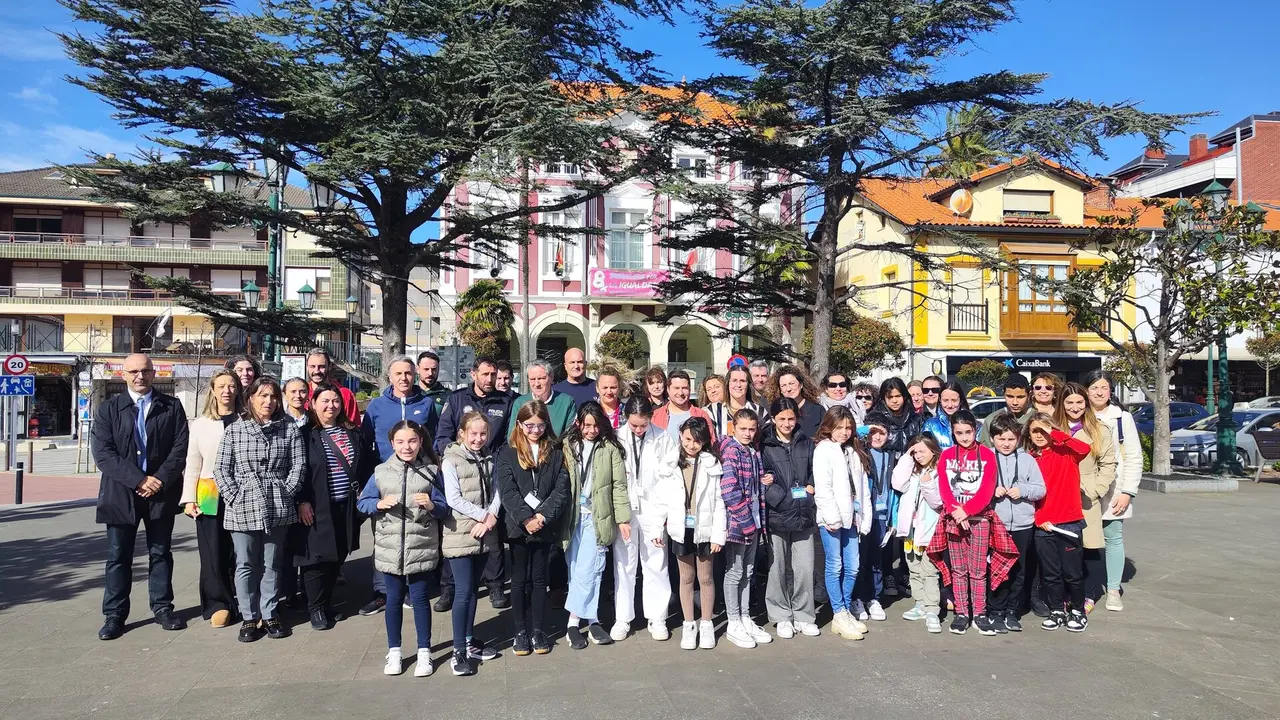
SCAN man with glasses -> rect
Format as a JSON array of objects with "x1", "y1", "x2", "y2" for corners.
[
  {"x1": 979, "y1": 374, "x2": 1033, "y2": 444},
  {"x1": 92, "y1": 354, "x2": 190, "y2": 640},
  {"x1": 920, "y1": 375, "x2": 944, "y2": 418}
]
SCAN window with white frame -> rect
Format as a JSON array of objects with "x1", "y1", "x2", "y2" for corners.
[
  {"x1": 211, "y1": 268, "x2": 257, "y2": 294},
  {"x1": 545, "y1": 161, "x2": 580, "y2": 176},
  {"x1": 739, "y1": 163, "x2": 771, "y2": 182},
  {"x1": 608, "y1": 211, "x2": 647, "y2": 269},
  {"x1": 676, "y1": 155, "x2": 709, "y2": 179},
  {"x1": 540, "y1": 210, "x2": 580, "y2": 277},
  {"x1": 1003, "y1": 189, "x2": 1054, "y2": 217},
  {"x1": 949, "y1": 266, "x2": 984, "y2": 306},
  {"x1": 666, "y1": 213, "x2": 714, "y2": 273}
]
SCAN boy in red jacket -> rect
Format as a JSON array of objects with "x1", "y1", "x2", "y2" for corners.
[{"x1": 1024, "y1": 413, "x2": 1092, "y2": 633}]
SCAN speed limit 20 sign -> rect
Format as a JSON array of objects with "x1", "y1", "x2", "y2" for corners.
[{"x1": 4, "y1": 354, "x2": 29, "y2": 375}]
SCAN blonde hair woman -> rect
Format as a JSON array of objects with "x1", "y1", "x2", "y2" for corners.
[
  {"x1": 180, "y1": 369, "x2": 241, "y2": 628},
  {"x1": 1054, "y1": 382, "x2": 1117, "y2": 616}
]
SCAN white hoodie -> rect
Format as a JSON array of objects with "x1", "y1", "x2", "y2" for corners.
[
  {"x1": 655, "y1": 451, "x2": 727, "y2": 545},
  {"x1": 621, "y1": 426, "x2": 682, "y2": 534},
  {"x1": 1096, "y1": 404, "x2": 1141, "y2": 520}
]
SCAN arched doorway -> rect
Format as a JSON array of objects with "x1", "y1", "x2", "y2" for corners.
[
  {"x1": 667, "y1": 323, "x2": 715, "y2": 384},
  {"x1": 596, "y1": 323, "x2": 651, "y2": 370},
  {"x1": 535, "y1": 322, "x2": 587, "y2": 381}
]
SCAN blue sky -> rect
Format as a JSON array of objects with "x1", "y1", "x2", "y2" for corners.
[{"x1": 1, "y1": 0, "x2": 1277, "y2": 177}]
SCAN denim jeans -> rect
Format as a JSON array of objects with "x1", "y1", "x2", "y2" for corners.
[
  {"x1": 102, "y1": 513, "x2": 176, "y2": 620},
  {"x1": 565, "y1": 517, "x2": 607, "y2": 623},
  {"x1": 854, "y1": 515, "x2": 886, "y2": 603},
  {"x1": 384, "y1": 572, "x2": 432, "y2": 649},
  {"x1": 819, "y1": 526, "x2": 860, "y2": 614},
  {"x1": 448, "y1": 554, "x2": 488, "y2": 652},
  {"x1": 230, "y1": 526, "x2": 287, "y2": 622},
  {"x1": 1103, "y1": 519, "x2": 1124, "y2": 591}
]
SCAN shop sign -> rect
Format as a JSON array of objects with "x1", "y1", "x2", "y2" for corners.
[
  {"x1": 28, "y1": 362, "x2": 73, "y2": 376},
  {"x1": 100, "y1": 362, "x2": 176, "y2": 378}
]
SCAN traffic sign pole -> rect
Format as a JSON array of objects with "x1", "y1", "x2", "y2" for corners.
[{"x1": 2, "y1": 354, "x2": 27, "y2": 474}]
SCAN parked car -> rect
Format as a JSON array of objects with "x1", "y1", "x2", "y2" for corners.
[
  {"x1": 1131, "y1": 402, "x2": 1210, "y2": 437},
  {"x1": 1168, "y1": 410, "x2": 1280, "y2": 469},
  {"x1": 1246, "y1": 396, "x2": 1280, "y2": 409},
  {"x1": 969, "y1": 397, "x2": 1006, "y2": 419}
]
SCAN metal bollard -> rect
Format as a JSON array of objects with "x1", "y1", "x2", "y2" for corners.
[{"x1": 14, "y1": 460, "x2": 23, "y2": 505}]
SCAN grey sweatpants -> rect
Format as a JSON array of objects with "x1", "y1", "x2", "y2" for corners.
[
  {"x1": 723, "y1": 534, "x2": 759, "y2": 618},
  {"x1": 765, "y1": 529, "x2": 816, "y2": 624}
]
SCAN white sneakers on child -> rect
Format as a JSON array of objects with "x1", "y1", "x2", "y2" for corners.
[
  {"x1": 649, "y1": 620, "x2": 670, "y2": 641},
  {"x1": 698, "y1": 620, "x2": 716, "y2": 649},
  {"x1": 742, "y1": 616, "x2": 772, "y2": 644},
  {"x1": 776, "y1": 620, "x2": 795, "y2": 639},
  {"x1": 414, "y1": 649, "x2": 433, "y2": 677},
  {"x1": 794, "y1": 621, "x2": 821, "y2": 637},
  {"x1": 833, "y1": 611, "x2": 864, "y2": 640},
  {"x1": 868, "y1": 600, "x2": 887, "y2": 621},
  {"x1": 726, "y1": 619, "x2": 756, "y2": 649},
  {"x1": 680, "y1": 621, "x2": 698, "y2": 650},
  {"x1": 1105, "y1": 589, "x2": 1124, "y2": 612},
  {"x1": 384, "y1": 648, "x2": 403, "y2": 676},
  {"x1": 902, "y1": 603, "x2": 927, "y2": 621},
  {"x1": 610, "y1": 621, "x2": 631, "y2": 641},
  {"x1": 925, "y1": 615, "x2": 943, "y2": 634}
]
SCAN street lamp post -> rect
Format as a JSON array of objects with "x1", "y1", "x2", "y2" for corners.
[
  {"x1": 414, "y1": 317, "x2": 423, "y2": 351},
  {"x1": 261, "y1": 158, "x2": 289, "y2": 362},
  {"x1": 345, "y1": 295, "x2": 359, "y2": 367},
  {"x1": 1202, "y1": 180, "x2": 1242, "y2": 475},
  {"x1": 297, "y1": 283, "x2": 316, "y2": 312}
]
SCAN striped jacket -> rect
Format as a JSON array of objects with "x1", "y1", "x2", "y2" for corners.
[
  {"x1": 214, "y1": 416, "x2": 306, "y2": 532},
  {"x1": 717, "y1": 436, "x2": 763, "y2": 544}
]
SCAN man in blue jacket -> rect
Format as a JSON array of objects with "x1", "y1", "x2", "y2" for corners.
[
  {"x1": 355, "y1": 355, "x2": 438, "y2": 617},
  {"x1": 433, "y1": 356, "x2": 513, "y2": 456},
  {"x1": 431, "y1": 355, "x2": 513, "y2": 611}
]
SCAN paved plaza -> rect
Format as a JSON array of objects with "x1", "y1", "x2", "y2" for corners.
[{"x1": 2, "y1": 484, "x2": 1279, "y2": 720}]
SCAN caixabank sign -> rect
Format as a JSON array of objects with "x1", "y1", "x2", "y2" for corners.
[{"x1": 946, "y1": 354, "x2": 1102, "y2": 382}]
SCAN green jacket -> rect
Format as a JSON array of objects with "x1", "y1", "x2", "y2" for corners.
[
  {"x1": 508, "y1": 391, "x2": 576, "y2": 440},
  {"x1": 560, "y1": 439, "x2": 630, "y2": 549}
]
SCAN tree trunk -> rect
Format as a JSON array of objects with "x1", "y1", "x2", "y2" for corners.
[
  {"x1": 809, "y1": 190, "x2": 842, "y2": 379},
  {"x1": 380, "y1": 270, "x2": 407, "y2": 371},
  {"x1": 1151, "y1": 338, "x2": 1172, "y2": 476}
]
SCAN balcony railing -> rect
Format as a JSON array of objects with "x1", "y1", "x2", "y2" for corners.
[
  {"x1": 0, "y1": 231, "x2": 266, "y2": 251},
  {"x1": 0, "y1": 286, "x2": 269, "y2": 303},
  {"x1": 948, "y1": 302, "x2": 989, "y2": 333}
]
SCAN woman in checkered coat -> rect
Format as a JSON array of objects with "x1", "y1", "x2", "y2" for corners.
[{"x1": 214, "y1": 377, "x2": 306, "y2": 643}]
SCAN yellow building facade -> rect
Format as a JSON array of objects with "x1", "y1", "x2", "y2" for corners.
[{"x1": 838, "y1": 158, "x2": 1144, "y2": 385}]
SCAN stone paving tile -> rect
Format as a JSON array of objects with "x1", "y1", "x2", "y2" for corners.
[{"x1": 4, "y1": 485, "x2": 1280, "y2": 719}]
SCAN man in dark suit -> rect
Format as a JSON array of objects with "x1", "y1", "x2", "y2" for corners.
[{"x1": 91, "y1": 353, "x2": 190, "y2": 640}]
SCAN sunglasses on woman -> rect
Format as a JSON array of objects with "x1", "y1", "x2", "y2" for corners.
[
  {"x1": 922, "y1": 387, "x2": 941, "y2": 395},
  {"x1": 855, "y1": 394, "x2": 873, "y2": 401},
  {"x1": 827, "y1": 381, "x2": 849, "y2": 389},
  {"x1": 1033, "y1": 384, "x2": 1055, "y2": 391}
]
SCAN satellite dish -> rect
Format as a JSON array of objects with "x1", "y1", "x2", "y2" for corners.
[{"x1": 948, "y1": 188, "x2": 974, "y2": 216}]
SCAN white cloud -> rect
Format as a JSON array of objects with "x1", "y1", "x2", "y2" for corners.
[
  {"x1": 10, "y1": 86, "x2": 58, "y2": 111},
  {"x1": 0, "y1": 122, "x2": 131, "y2": 171},
  {"x1": 0, "y1": 25, "x2": 68, "y2": 62}
]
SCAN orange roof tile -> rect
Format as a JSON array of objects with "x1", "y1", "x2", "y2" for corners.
[{"x1": 925, "y1": 157, "x2": 1095, "y2": 201}]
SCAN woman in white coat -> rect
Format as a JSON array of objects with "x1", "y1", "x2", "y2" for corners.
[
  {"x1": 611, "y1": 396, "x2": 682, "y2": 642},
  {"x1": 657, "y1": 415, "x2": 725, "y2": 650},
  {"x1": 1084, "y1": 370, "x2": 1141, "y2": 612},
  {"x1": 812, "y1": 405, "x2": 872, "y2": 641}
]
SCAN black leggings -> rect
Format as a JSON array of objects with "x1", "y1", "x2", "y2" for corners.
[{"x1": 509, "y1": 541, "x2": 551, "y2": 633}]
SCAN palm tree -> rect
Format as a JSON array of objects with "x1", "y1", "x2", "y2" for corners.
[
  {"x1": 455, "y1": 279, "x2": 514, "y2": 359},
  {"x1": 927, "y1": 105, "x2": 1003, "y2": 179}
]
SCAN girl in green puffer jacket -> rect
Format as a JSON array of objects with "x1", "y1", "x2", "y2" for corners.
[{"x1": 561, "y1": 401, "x2": 631, "y2": 649}]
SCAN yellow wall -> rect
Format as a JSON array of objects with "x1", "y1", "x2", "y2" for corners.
[
  {"x1": 968, "y1": 172, "x2": 1085, "y2": 225},
  {"x1": 837, "y1": 170, "x2": 1128, "y2": 356},
  {"x1": 63, "y1": 314, "x2": 112, "y2": 353}
]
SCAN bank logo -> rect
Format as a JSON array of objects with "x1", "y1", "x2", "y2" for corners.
[{"x1": 1003, "y1": 359, "x2": 1015, "y2": 369}]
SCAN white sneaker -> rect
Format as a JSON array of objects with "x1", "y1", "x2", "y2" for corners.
[
  {"x1": 1105, "y1": 590, "x2": 1124, "y2": 612},
  {"x1": 383, "y1": 648, "x2": 403, "y2": 676},
  {"x1": 852, "y1": 600, "x2": 869, "y2": 622},
  {"x1": 698, "y1": 620, "x2": 716, "y2": 649},
  {"x1": 925, "y1": 615, "x2": 943, "y2": 634},
  {"x1": 843, "y1": 610, "x2": 869, "y2": 634},
  {"x1": 725, "y1": 620, "x2": 756, "y2": 649},
  {"x1": 868, "y1": 600, "x2": 887, "y2": 621},
  {"x1": 833, "y1": 611, "x2": 863, "y2": 640},
  {"x1": 776, "y1": 620, "x2": 795, "y2": 639},
  {"x1": 649, "y1": 620, "x2": 670, "y2": 641},
  {"x1": 742, "y1": 616, "x2": 772, "y2": 644},
  {"x1": 680, "y1": 621, "x2": 697, "y2": 650},
  {"x1": 413, "y1": 649, "x2": 433, "y2": 677},
  {"x1": 403, "y1": 599, "x2": 413, "y2": 609},
  {"x1": 795, "y1": 621, "x2": 821, "y2": 637},
  {"x1": 610, "y1": 621, "x2": 631, "y2": 641}
]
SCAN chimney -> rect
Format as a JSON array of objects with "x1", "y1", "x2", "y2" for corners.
[
  {"x1": 1143, "y1": 146, "x2": 1165, "y2": 160},
  {"x1": 1189, "y1": 134, "x2": 1209, "y2": 161}
]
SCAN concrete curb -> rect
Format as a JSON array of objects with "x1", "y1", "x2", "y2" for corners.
[{"x1": 1140, "y1": 473, "x2": 1240, "y2": 493}]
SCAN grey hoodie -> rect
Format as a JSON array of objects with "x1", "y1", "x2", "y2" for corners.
[{"x1": 992, "y1": 449, "x2": 1046, "y2": 531}]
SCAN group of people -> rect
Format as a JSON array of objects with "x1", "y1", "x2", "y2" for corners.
[{"x1": 90, "y1": 347, "x2": 1141, "y2": 681}]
